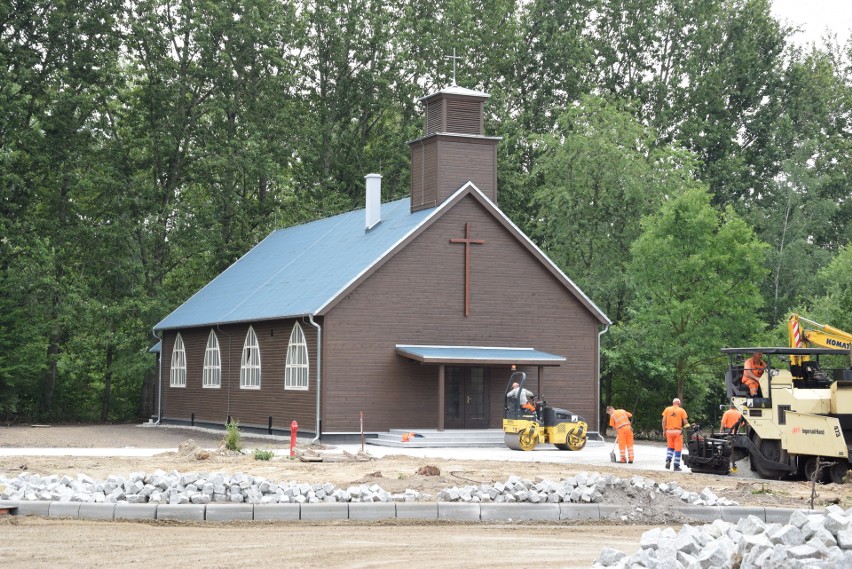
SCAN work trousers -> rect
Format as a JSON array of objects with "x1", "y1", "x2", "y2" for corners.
[{"x1": 616, "y1": 427, "x2": 634, "y2": 462}]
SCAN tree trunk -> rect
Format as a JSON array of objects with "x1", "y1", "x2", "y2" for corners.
[{"x1": 101, "y1": 344, "x2": 113, "y2": 421}]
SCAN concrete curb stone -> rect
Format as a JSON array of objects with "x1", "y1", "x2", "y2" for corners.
[
  {"x1": 114, "y1": 503, "x2": 157, "y2": 520},
  {"x1": 721, "y1": 506, "x2": 764, "y2": 522},
  {"x1": 78, "y1": 503, "x2": 116, "y2": 520},
  {"x1": 206, "y1": 503, "x2": 253, "y2": 522},
  {"x1": 16, "y1": 501, "x2": 50, "y2": 517},
  {"x1": 765, "y1": 508, "x2": 809, "y2": 523},
  {"x1": 560, "y1": 503, "x2": 600, "y2": 520},
  {"x1": 2, "y1": 500, "x2": 827, "y2": 526},
  {"x1": 48, "y1": 502, "x2": 81, "y2": 518},
  {"x1": 253, "y1": 503, "x2": 300, "y2": 521},
  {"x1": 349, "y1": 502, "x2": 396, "y2": 520},
  {"x1": 157, "y1": 504, "x2": 205, "y2": 521},
  {"x1": 677, "y1": 506, "x2": 722, "y2": 522},
  {"x1": 300, "y1": 502, "x2": 349, "y2": 521},
  {"x1": 438, "y1": 502, "x2": 480, "y2": 521},
  {"x1": 480, "y1": 503, "x2": 560, "y2": 521},
  {"x1": 395, "y1": 502, "x2": 438, "y2": 520}
]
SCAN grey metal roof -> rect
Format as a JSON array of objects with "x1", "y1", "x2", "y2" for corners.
[
  {"x1": 419, "y1": 85, "x2": 491, "y2": 101},
  {"x1": 154, "y1": 183, "x2": 610, "y2": 331},
  {"x1": 395, "y1": 345, "x2": 567, "y2": 366},
  {"x1": 154, "y1": 197, "x2": 433, "y2": 330}
]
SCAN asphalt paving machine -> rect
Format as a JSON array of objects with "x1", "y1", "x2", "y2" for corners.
[
  {"x1": 502, "y1": 369, "x2": 588, "y2": 451},
  {"x1": 722, "y1": 346, "x2": 852, "y2": 483}
]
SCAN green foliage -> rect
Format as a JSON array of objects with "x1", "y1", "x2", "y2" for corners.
[
  {"x1": 254, "y1": 449, "x2": 275, "y2": 461},
  {"x1": 0, "y1": 0, "x2": 850, "y2": 425},
  {"x1": 533, "y1": 95, "x2": 701, "y2": 323},
  {"x1": 224, "y1": 419, "x2": 242, "y2": 452},
  {"x1": 618, "y1": 188, "x2": 768, "y2": 429}
]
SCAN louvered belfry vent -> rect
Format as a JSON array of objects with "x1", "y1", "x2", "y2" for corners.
[
  {"x1": 409, "y1": 86, "x2": 501, "y2": 212},
  {"x1": 425, "y1": 100, "x2": 442, "y2": 135},
  {"x1": 446, "y1": 99, "x2": 482, "y2": 134}
]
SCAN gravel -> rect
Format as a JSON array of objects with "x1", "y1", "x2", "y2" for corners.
[
  {"x1": 0, "y1": 469, "x2": 737, "y2": 508},
  {"x1": 594, "y1": 505, "x2": 852, "y2": 568}
]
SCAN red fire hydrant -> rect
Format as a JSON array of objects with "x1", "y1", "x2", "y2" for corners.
[{"x1": 290, "y1": 420, "x2": 298, "y2": 457}]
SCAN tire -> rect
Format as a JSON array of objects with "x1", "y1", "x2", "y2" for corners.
[
  {"x1": 504, "y1": 428, "x2": 538, "y2": 451},
  {"x1": 750, "y1": 433, "x2": 788, "y2": 480},
  {"x1": 518, "y1": 428, "x2": 538, "y2": 451},
  {"x1": 828, "y1": 462, "x2": 850, "y2": 484},
  {"x1": 802, "y1": 456, "x2": 828, "y2": 483}
]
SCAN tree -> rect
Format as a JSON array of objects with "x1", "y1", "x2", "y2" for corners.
[
  {"x1": 807, "y1": 245, "x2": 852, "y2": 332},
  {"x1": 533, "y1": 95, "x2": 700, "y2": 324},
  {"x1": 623, "y1": 187, "x2": 767, "y2": 416}
]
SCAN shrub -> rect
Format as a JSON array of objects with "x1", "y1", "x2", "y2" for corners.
[
  {"x1": 254, "y1": 449, "x2": 274, "y2": 461},
  {"x1": 224, "y1": 419, "x2": 242, "y2": 451}
]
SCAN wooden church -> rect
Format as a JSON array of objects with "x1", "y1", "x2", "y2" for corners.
[{"x1": 153, "y1": 85, "x2": 611, "y2": 440}]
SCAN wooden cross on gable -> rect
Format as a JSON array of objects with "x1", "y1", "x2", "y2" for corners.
[{"x1": 450, "y1": 222, "x2": 485, "y2": 317}]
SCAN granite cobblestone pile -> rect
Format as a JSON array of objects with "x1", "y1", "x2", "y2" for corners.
[
  {"x1": 595, "y1": 505, "x2": 852, "y2": 568},
  {"x1": 0, "y1": 470, "x2": 737, "y2": 508}
]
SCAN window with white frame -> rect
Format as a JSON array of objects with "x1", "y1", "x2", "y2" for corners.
[
  {"x1": 240, "y1": 326, "x2": 261, "y2": 388},
  {"x1": 170, "y1": 333, "x2": 187, "y2": 387},
  {"x1": 202, "y1": 330, "x2": 221, "y2": 388},
  {"x1": 284, "y1": 323, "x2": 309, "y2": 390}
]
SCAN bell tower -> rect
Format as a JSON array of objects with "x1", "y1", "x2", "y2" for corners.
[{"x1": 408, "y1": 86, "x2": 501, "y2": 212}]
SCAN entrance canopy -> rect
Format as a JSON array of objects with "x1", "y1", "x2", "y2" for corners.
[{"x1": 395, "y1": 345, "x2": 566, "y2": 366}]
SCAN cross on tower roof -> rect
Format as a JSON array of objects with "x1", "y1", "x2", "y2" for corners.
[{"x1": 444, "y1": 48, "x2": 463, "y2": 87}]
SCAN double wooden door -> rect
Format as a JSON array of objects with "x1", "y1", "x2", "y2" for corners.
[{"x1": 444, "y1": 366, "x2": 490, "y2": 428}]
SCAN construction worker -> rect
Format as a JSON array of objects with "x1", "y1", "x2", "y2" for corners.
[
  {"x1": 741, "y1": 351, "x2": 766, "y2": 397},
  {"x1": 720, "y1": 404, "x2": 742, "y2": 434},
  {"x1": 661, "y1": 398, "x2": 689, "y2": 471},
  {"x1": 507, "y1": 382, "x2": 534, "y2": 410},
  {"x1": 606, "y1": 405, "x2": 634, "y2": 463}
]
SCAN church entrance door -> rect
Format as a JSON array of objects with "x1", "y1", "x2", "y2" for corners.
[{"x1": 444, "y1": 366, "x2": 490, "y2": 429}]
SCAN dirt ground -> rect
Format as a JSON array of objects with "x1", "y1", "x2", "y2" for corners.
[{"x1": 0, "y1": 423, "x2": 849, "y2": 569}]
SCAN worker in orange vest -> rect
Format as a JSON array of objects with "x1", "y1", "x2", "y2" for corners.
[
  {"x1": 741, "y1": 351, "x2": 766, "y2": 397},
  {"x1": 720, "y1": 404, "x2": 742, "y2": 433},
  {"x1": 606, "y1": 405, "x2": 634, "y2": 463},
  {"x1": 661, "y1": 398, "x2": 690, "y2": 471}
]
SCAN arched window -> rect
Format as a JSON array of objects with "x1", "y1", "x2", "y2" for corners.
[
  {"x1": 240, "y1": 326, "x2": 261, "y2": 388},
  {"x1": 202, "y1": 330, "x2": 221, "y2": 388},
  {"x1": 284, "y1": 323, "x2": 309, "y2": 390},
  {"x1": 170, "y1": 333, "x2": 187, "y2": 387}
]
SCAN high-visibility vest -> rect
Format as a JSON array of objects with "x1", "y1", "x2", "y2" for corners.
[
  {"x1": 662, "y1": 406, "x2": 688, "y2": 431},
  {"x1": 610, "y1": 409, "x2": 632, "y2": 430}
]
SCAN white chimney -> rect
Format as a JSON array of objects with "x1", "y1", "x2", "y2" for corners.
[{"x1": 365, "y1": 173, "x2": 382, "y2": 230}]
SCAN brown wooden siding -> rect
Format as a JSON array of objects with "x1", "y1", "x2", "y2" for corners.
[
  {"x1": 437, "y1": 137, "x2": 497, "y2": 204},
  {"x1": 322, "y1": 195, "x2": 599, "y2": 432},
  {"x1": 411, "y1": 135, "x2": 498, "y2": 213},
  {"x1": 409, "y1": 138, "x2": 439, "y2": 212},
  {"x1": 158, "y1": 319, "x2": 319, "y2": 434}
]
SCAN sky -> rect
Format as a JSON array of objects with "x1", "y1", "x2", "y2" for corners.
[{"x1": 771, "y1": 0, "x2": 852, "y2": 47}]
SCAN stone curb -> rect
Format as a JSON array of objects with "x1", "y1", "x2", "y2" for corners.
[{"x1": 0, "y1": 501, "x2": 825, "y2": 523}]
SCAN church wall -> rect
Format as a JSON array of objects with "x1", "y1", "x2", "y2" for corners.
[
  {"x1": 158, "y1": 319, "x2": 318, "y2": 434},
  {"x1": 321, "y1": 195, "x2": 600, "y2": 433}
]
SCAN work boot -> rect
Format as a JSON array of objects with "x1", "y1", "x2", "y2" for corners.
[
  {"x1": 665, "y1": 461, "x2": 671, "y2": 470},
  {"x1": 673, "y1": 465, "x2": 682, "y2": 472}
]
